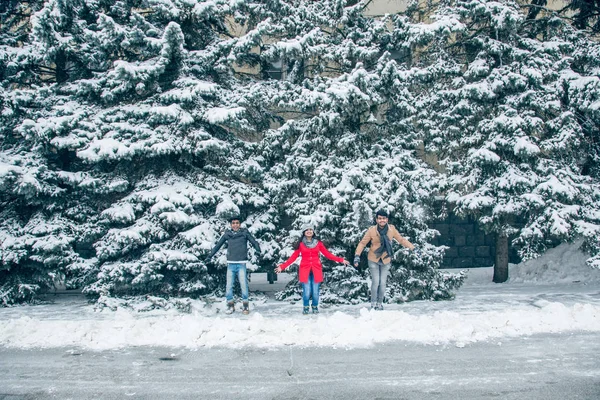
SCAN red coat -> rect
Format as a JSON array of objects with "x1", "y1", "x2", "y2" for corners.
[{"x1": 279, "y1": 241, "x2": 344, "y2": 283}]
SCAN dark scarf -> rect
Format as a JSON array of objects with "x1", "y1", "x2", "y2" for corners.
[
  {"x1": 374, "y1": 224, "x2": 394, "y2": 260},
  {"x1": 302, "y1": 237, "x2": 318, "y2": 249}
]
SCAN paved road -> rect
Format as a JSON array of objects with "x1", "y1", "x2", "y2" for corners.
[{"x1": 1, "y1": 333, "x2": 599, "y2": 399}]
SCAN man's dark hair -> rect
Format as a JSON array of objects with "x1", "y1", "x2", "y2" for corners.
[
  {"x1": 375, "y1": 209, "x2": 389, "y2": 218},
  {"x1": 229, "y1": 216, "x2": 242, "y2": 222}
]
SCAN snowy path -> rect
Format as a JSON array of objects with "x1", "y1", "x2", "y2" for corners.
[{"x1": 0, "y1": 333, "x2": 598, "y2": 399}]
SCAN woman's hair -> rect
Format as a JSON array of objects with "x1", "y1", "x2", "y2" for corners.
[{"x1": 294, "y1": 230, "x2": 320, "y2": 249}]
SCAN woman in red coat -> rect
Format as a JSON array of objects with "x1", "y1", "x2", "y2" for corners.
[{"x1": 275, "y1": 224, "x2": 349, "y2": 314}]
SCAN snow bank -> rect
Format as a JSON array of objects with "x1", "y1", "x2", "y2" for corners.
[
  {"x1": 2, "y1": 241, "x2": 599, "y2": 351},
  {"x1": 510, "y1": 240, "x2": 600, "y2": 284},
  {"x1": 459, "y1": 240, "x2": 600, "y2": 286},
  {"x1": 1, "y1": 300, "x2": 599, "y2": 350}
]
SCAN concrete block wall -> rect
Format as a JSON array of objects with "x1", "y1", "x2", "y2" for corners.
[
  {"x1": 429, "y1": 213, "x2": 497, "y2": 268},
  {"x1": 428, "y1": 210, "x2": 523, "y2": 268}
]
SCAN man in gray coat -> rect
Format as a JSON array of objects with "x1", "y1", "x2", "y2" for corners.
[{"x1": 206, "y1": 216, "x2": 261, "y2": 314}]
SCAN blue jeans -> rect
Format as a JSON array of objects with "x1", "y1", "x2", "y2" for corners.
[
  {"x1": 225, "y1": 263, "x2": 249, "y2": 301},
  {"x1": 368, "y1": 260, "x2": 390, "y2": 304},
  {"x1": 301, "y1": 272, "x2": 320, "y2": 307}
]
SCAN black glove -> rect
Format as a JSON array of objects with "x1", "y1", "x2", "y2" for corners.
[{"x1": 353, "y1": 255, "x2": 361, "y2": 266}]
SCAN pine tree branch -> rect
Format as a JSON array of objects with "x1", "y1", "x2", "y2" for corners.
[
  {"x1": 0, "y1": 12, "x2": 31, "y2": 18},
  {"x1": 34, "y1": 64, "x2": 57, "y2": 73},
  {"x1": 271, "y1": 109, "x2": 319, "y2": 117},
  {"x1": 233, "y1": 70, "x2": 260, "y2": 78},
  {"x1": 519, "y1": 3, "x2": 564, "y2": 15},
  {"x1": 134, "y1": 9, "x2": 154, "y2": 16}
]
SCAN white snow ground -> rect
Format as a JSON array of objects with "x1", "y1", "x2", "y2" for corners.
[{"x1": 1, "y1": 241, "x2": 599, "y2": 350}]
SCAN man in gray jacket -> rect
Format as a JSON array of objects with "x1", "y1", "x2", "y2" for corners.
[{"x1": 206, "y1": 216, "x2": 261, "y2": 314}]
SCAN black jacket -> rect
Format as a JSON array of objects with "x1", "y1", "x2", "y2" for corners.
[{"x1": 208, "y1": 228, "x2": 261, "y2": 262}]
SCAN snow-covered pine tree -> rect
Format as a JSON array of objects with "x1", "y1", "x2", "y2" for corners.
[
  {"x1": 2, "y1": 0, "x2": 463, "y2": 305},
  {"x1": 0, "y1": 0, "x2": 277, "y2": 304},
  {"x1": 408, "y1": 0, "x2": 600, "y2": 279},
  {"x1": 240, "y1": 1, "x2": 464, "y2": 303},
  {"x1": 12, "y1": 0, "x2": 600, "y2": 303}
]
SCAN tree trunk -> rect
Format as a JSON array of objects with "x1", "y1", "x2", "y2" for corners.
[
  {"x1": 55, "y1": 50, "x2": 68, "y2": 84},
  {"x1": 493, "y1": 233, "x2": 509, "y2": 283}
]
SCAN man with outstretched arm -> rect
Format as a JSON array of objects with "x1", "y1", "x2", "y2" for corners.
[
  {"x1": 354, "y1": 209, "x2": 416, "y2": 310},
  {"x1": 206, "y1": 216, "x2": 261, "y2": 315}
]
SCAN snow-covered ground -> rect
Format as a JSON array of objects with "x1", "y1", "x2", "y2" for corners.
[{"x1": 1, "y1": 242, "x2": 599, "y2": 350}]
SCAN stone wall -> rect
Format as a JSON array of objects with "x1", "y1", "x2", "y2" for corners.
[
  {"x1": 428, "y1": 211, "x2": 523, "y2": 269},
  {"x1": 429, "y1": 213, "x2": 497, "y2": 268}
]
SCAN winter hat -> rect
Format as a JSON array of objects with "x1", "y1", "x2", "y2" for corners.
[
  {"x1": 301, "y1": 223, "x2": 316, "y2": 233},
  {"x1": 375, "y1": 209, "x2": 389, "y2": 218}
]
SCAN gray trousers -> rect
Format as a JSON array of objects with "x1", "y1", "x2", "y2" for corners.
[{"x1": 368, "y1": 260, "x2": 391, "y2": 304}]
